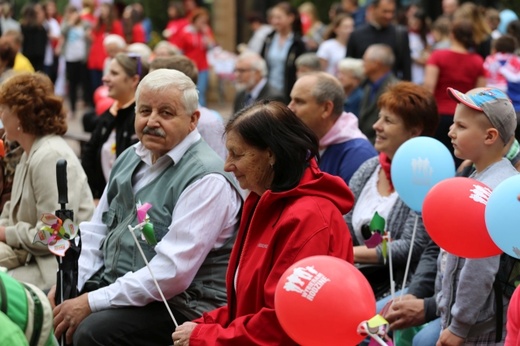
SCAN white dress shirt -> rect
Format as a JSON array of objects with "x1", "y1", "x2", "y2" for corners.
[{"x1": 78, "y1": 129, "x2": 242, "y2": 312}]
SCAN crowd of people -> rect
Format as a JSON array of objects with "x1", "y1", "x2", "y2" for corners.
[{"x1": 0, "y1": 0, "x2": 520, "y2": 345}]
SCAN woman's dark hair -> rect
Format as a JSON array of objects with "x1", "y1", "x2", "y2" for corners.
[
  {"x1": 324, "y1": 13, "x2": 352, "y2": 40},
  {"x1": 0, "y1": 72, "x2": 67, "y2": 136},
  {"x1": 0, "y1": 41, "x2": 16, "y2": 69},
  {"x1": 168, "y1": 1, "x2": 185, "y2": 19},
  {"x1": 225, "y1": 101, "x2": 319, "y2": 192},
  {"x1": 451, "y1": 19, "x2": 476, "y2": 50},
  {"x1": 377, "y1": 81, "x2": 439, "y2": 137},
  {"x1": 122, "y1": 5, "x2": 141, "y2": 44},
  {"x1": 273, "y1": 2, "x2": 303, "y2": 37},
  {"x1": 96, "y1": 3, "x2": 117, "y2": 33},
  {"x1": 507, "y1": 20, "x2": 520, "y2": 48},
  {"x1": 412, "y1": 9, "x2": 431, "y2": 49},
  {"x1": 493, "y1": 34, "x2": 518, "y2": 54},
  {"x1": 20, "y1": 3, "x2": 42, "y2": 27}
]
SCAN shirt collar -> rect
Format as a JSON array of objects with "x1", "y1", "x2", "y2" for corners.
[
  {"x1": 134, "y1": 128, "x2": 202, "y2": 166},
  {"x1": 370, "y1": 72, "x2": 391, "y2": 89},
  {"x1": 250, "y1": 78, "x2": 267, "y2": 99}
]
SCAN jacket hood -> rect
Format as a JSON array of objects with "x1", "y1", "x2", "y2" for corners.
[{"x1": 262, "y1": 159, "x2": 354, "y2": 215}]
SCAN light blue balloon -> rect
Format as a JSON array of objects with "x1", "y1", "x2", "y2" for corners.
[
  {"x1": 391, "y1": 137, "x2": 456, "y2": 212},
  {"x1": 485, "y1": 174, "x2": 520, "y2": 259}
]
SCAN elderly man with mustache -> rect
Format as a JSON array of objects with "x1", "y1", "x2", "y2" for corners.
[{"x1": 50, "y1": 69, "x2": 243, "y2": 346}]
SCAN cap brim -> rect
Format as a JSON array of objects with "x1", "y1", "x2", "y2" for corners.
[{"x1": 446, "y1": 87, "x2": 482, "y2": 111}]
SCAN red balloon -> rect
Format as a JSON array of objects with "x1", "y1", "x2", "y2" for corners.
[
  {"x1": 275, "y1": 256, "x2": 376, "y2": 346},
  {"x1": 422, "y1": 177, "x2": 501, "y2": 258},
  {"x1": 93, "y1": 85, "x2": 109, "y2": 104},
  {"x1": 95, "y1": 97, "x2": 113, "y2": 116}
]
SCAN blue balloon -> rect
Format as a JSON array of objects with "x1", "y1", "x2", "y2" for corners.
[
  {"x1": 391, "y1": 137, "x2": 456, "y2": 212},
  {"x1": 485, "y1": 174, "x2": 520, "y2": 259}
]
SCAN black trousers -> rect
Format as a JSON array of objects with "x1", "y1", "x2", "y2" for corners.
[{"x1": 73, "y1": 302, "x2": 190, "y2": 346}]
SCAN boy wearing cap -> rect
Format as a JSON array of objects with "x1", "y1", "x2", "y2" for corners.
[{"x1": 435, "y1": 87, "x2": 519, "y2": 345}]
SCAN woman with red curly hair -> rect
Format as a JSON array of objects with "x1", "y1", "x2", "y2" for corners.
[{"x1": 0, "y1": 72, "x2": 94, "y2": 290}]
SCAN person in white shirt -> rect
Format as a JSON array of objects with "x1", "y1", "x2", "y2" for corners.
[
  {"x1": 245, "y1": 12, "x2": 273, "y2": 55},
  {"x1": 317, "y1": 13, "x2": 355, "y2": 76},
  {"x1": 50, "y1": 69, "x2": 242, "y2": 346}
]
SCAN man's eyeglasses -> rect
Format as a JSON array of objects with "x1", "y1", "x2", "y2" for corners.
[
  {"x1": 127, "y1": 53, "x2": 142, "y2": 77},
  {"x1": 233, "y1": 68, "x2": 254, "y2": 74}
]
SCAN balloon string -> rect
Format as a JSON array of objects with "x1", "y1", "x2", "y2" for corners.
[
  {"x1": 127, "y1": 225, "x2": 179, "y2": 328},
  {"x1": 399, "y1": 214, "x2": 418, "y2": 301},
  {"x1": 388, "y1": 231, "x2": 395, "y2": 300}
]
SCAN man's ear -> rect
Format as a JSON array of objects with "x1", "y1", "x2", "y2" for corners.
[
  {"x1": 321, "y1": 100, "x2": 334, "y2": 119},
  {"x1": 189, "y1": 110, "x2": 200, "y2": 131},
  {"x1": 484, "y1": 127, "x2": 500, "y2": 145}
]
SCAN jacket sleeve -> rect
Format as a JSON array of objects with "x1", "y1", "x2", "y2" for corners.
[
  {"x1": 407, "y1": 239, "x2": 440, "y2": 299},
  {"x1": 189, "y1": 217, "x2": 352, "y2": 345},
  {"x1": 449, "y1": 256, "x2": 500, "y2": 338},
  {"x1": 424, "y1": 296, "x2": 438, "y2": 323},
  {"x1": 4, "y1": 145, "x2": 61, "y2": 254}
]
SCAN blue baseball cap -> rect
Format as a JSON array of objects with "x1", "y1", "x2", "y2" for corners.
[{"x1": 447, "y1": 87, "x2": 517, "y2": 144}]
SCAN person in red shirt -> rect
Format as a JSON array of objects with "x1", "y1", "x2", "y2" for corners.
[
  {"x1": 163, "y1": 1, "x2": 189, "y2": 49},
  {"x1": 172, "y1": 101, "x2": 355, "y2": 346},
  {"x1": 87, "y1": 3, "x2": 123, "y2": 103},
  {"x1": 424, "y1": 19, "x2": 486, "y2": 167},
  {"x1": 121, "y1": 4, "x2": 146, "y2": 44},
  {"x1": 176, "y1": 7, "x2": 215, "y2": 106}
]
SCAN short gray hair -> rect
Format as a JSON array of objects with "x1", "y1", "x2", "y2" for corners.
[
  {"x1": 103, "y1": 34, "x2": 127, "y2": 49},
  {"x1": 365, "y1": 44, "x2": 395, "y2": 67},
  {"x1": 308, "y1": 72, "x2": 345, "y2": 116},
  {"x1": 236, "y1": 51, "x2": 268, "y2": 77},
  {"x1": 337, "y1": 58, "x2": 365, "y2": 80},
  {"x1": 135, "y1": 69, "x2": 199, "y2": 115},
  {"x1": 295, "y1": 52, "x2": 322, "y2": 71}
]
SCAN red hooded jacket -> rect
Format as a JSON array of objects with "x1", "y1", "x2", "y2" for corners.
[{"x1": 189, "y1": 160, "x2": 355, "y2": 345}]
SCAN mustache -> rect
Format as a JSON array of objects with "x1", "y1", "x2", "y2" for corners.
[{"x1": 142, "y1": 126, "x2": 166, "y2": 137}]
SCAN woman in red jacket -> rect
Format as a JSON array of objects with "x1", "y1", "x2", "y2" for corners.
[{"x1": 172, "y1": 101, "x2": 355, "y2": 346}]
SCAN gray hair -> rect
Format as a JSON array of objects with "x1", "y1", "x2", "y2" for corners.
[
  {"x1": 337, "y1": 58, "x2": 365, "y2": 80},
  {"x1": 365, "y1": 44, "x2": 395, "y2": 67},
  {"x1": 135, "y1": 69, "x2": 199, "y2": 115},
  {"x1": 236, "y1": 51, "x2": 268, "y2": 77},
  {"x1": 308, "y1": 72, "x2": 345, "y2": 116},
  {"x1": 103, "y1": 34, "x2": 127, "y2": 49},
  {"x1": 153, "y1": 40, "x2": 181, "y2": 56},
  {"x1": 295, "y1": 52, "x2": 322, "y2": 71},
  {"x1": 127, "y1": 42, "x2": 152, "y2": 63}
]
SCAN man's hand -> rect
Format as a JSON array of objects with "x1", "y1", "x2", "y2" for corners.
[
  {"x1": 172, "y1": 321, "x2": 197, "y2": 346},
  {"x1": 383, "y1": 295, "x2": 425, "y2": 330},
  {"x1": 436, "y1": 328, "x2": 464, "y2": 346},
  {"x1": 53, "y1": 293, "x2": 91, "y2": 345}
]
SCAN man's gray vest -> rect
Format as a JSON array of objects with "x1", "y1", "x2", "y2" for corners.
[{"x1": 89, "y1": 139, "x2": 240, "y2": 319}]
